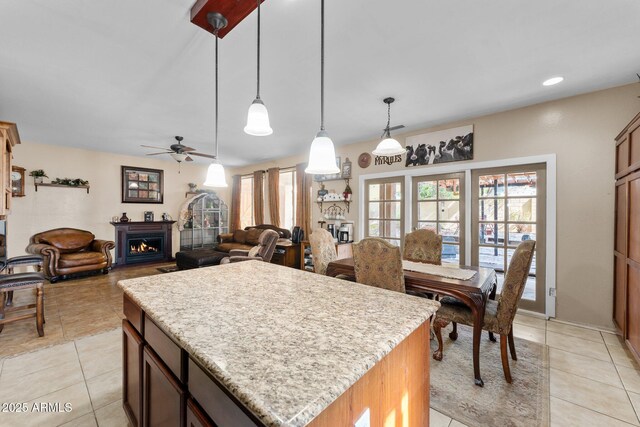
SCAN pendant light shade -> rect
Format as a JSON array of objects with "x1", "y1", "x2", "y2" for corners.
[
  {"x1": 305, "y1": 0, "x2": 338, "y2": 175},
  {"x1": 203, "y1": 12, "x2": 228, "y2": 188},
  {"x1": 203, "y1": 161, "x2": 228, "y2": 187},
  {"x1": 244, "y1": 0, "x2": 272, "y2": 136},
  {"x1": 372, "y1": 97, "x2": 405, "y2": 157},
  {"x1": 244, "y1": 99, "x2": 273, "y2": 136},
  {"x1": 305, "y1": 130, "x2": 339, "y2": 174},
  {"x1": 372, "y1": 136, "x2": 404, "y2": 156}
]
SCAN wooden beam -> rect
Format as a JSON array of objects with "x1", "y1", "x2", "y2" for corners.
[{"x1": 190, "y1": 0, "x2": 265, "y2": 39}]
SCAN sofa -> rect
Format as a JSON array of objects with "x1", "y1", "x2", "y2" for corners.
[
  {"x1": 26, "y1": 228, "x2": 115, "y2": 282},
  {"x1": 216, "y1": 224, "x2": 291, "y2": 253}
]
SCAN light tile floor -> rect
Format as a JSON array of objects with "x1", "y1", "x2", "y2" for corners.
[{"x1": 1, "y1": 262, "x2": 639, "y2": 426}]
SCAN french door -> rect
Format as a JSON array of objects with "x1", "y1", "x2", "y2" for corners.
[
  {"x1": 412, "y1": 173, "x2": 466, "y2": 264},
  {"x1": 471, "y1": 164, "x2": 546, "y2": 313},
  {"x1": 365, "y1": 177, "x2": 404, "y2": 246}
]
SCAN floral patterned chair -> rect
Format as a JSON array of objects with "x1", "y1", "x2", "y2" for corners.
[
  {"x1": 403, "y1": 228, "x2": 442, "y2": 265},
  {"x1": 352, "y1": 238, "x2": 405, "y2": 293},
  {"x1": 309, "y1": 229, "x2": 336, "y2": 276},
  {"x1": 432, "y1": 240, "x2": 536, "y2": 383}
]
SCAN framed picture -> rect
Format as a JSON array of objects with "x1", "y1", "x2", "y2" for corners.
[
  {"x1": 341, "y1": 157, "x2": 352, "y2": 179},
  {"x1": 405, "y1": 125, "x2": 473, "y2": 168},
  {"x1": 313, "y1": 157, "x2": 341, "y2": 182},
  {"x1": 121, "y1": 166, "x2": 164, "y2": 203}
]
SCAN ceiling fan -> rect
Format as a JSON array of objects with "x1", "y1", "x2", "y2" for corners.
[{"x1": 141, "y1": 136, "x2": 217, "y2": 163}]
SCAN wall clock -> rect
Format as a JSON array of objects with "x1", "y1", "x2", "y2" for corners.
[
  {"x1": 358, "y1": 153, "x2": 371, "y2": 169},
  {"x1": 11, "y1": 166, "x2": 25, "y2": 197}
]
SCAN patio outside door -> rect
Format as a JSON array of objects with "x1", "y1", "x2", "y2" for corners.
[{"x1": 471, "y1": 164, "x2": 546, "y2": 313}]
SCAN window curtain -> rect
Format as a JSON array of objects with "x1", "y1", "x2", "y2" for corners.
[
  {"x1": 267, "y1": 167, "x2": 280, "y2": 227},
  {"x1": 295, "y1": 163, "x2": 312, "y2": 236},
  {"x1": 230, "y1": 174, "x2": 242, "y2": 231},
  {"x1": 253, "y1": 170, "x2": 264, "y2": 225}
]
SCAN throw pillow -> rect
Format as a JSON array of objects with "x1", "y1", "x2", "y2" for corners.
[
  {"x1": 246, "y1": 228, "x2": 263, "y2": 245},
  {"x1": 248, "y1": 245, "x2": 261, "y2": 258},
  {"x1": 233, "y1": 229, "x2": 247, "y2": 244}
]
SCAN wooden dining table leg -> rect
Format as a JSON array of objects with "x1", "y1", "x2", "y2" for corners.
[{"x1": 470, "y1": 294, "x2": 486, "y2": 387}]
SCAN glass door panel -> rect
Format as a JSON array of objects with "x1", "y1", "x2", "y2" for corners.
[
  {"x1": 472, "y1": 165, "x2": 546, "y2": 313},
  {"x1": 412, "y1": 173, "x2": 465, "y2": 264},
  {"x1": 365, "y1": 177, "x2": 404, "y2": 247}
]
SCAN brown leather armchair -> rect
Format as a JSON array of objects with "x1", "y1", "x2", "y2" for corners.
[{"x1": 26, "y1": 228, "x2": 115, "y2": 282}]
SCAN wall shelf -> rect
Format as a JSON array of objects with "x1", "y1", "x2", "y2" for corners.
[{"x1": 34, "y1": 183, "x2": 90, "y2": 193}]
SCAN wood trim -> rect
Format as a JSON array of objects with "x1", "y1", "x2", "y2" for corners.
[{"x1": 307, "y1": 321, "x2": 430, "y2": 427}]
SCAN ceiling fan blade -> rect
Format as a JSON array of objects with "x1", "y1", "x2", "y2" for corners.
[
  {"x1": 188, "y1": 152, "x2": 217, "y2": 159},
  {"x1": 185, "y1": 156, "x2": 194, "y2": 162},
  {"x1": 388, "y1": 125, "x2": 405, "y2": 132},
  {"x1": 180, "y1": 146, "x2": 197, "y2": 152},
  {"x1": 146, "y1": 152, "x2": 170, "y2": 156},
  {"x1": 141, "y1": 145, "x2": 171, "y2": 151}
]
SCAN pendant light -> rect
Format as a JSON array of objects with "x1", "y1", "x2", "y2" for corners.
[
  {"x1": 244, "y1": 0, "x2": 273, "y2": 136},
  {"x1": 305, "y1": 0, "x2": 339, "y2": 175},
  {"x1": 203, "y1": 13, "x2": 229, "y2": 188},
  {"x1": 372, "y1": 97, "x2": 405, "y2": 156}
]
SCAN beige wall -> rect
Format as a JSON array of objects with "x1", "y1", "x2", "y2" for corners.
[
  {"x1": 8, "y1": 143, "x2": 215, "y2": 260},
  {"x1": 227, "y1": 83, "x2": 640, "y2": 330}
]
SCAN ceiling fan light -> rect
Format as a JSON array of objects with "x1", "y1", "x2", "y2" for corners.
[
  {"x1": 305, "y1": 130, "x2": 340, "y2": 175},
  {"x1": 373, "y1": 137, "x2": 405, "y2": 156},
  {"x1": 170, "y1": 152, "x2": 188, "y2": 162},
  {"x1": 203, "y1": 161, "x2": 228, "y2": 187},
  {"x1": 244, "y1": 99, "x2": 273, "y2": 136}
]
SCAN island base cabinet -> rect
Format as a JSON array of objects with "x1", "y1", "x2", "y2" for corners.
[
  {"x1": 186, "y1": 398, "x2": 216, "y2": 427},
  {"x1": 123, "y1": 320, "x2": 143, "y2": 427},
  {"x1": 142, "y1": 346, "x2": 186, "y2": 427}
]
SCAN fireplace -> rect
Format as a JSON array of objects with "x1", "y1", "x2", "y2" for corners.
[
  {"x1": 126, "y1": 235, "x2": 164, "y2": 264},
  {"x1": 111, "y1": 221, "x2": 176, "y2": 265}
]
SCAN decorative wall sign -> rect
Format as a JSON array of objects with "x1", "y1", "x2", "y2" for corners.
[
  {"x1": 374, "y1": 154, "x2": 403, "y2": 166},
  {"x1": 341, "y1": 157, "x2": 352, "y2": 178},
  {"x1": 358, "y1": 153, "x2": 371, "y2": 168},
  {"x1": 121, "y1": 166, "x2": 164, "y2": 203},
  {"x1": 405, "y1": 125, "x2": 473, "y2": 167}
]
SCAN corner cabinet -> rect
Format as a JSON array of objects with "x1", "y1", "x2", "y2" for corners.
[
  {"x1": 0, "y1": 122, "x2": 21, "y2": 217},
  {"x1": 614, "y1": 111, "x2": 640, "y2": 363},
  {"x1": 180, "y1": 193, "x2": 228, "y2": 251}
]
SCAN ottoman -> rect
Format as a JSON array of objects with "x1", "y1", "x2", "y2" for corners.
[{"x1": 175, "y1": 249, "x2": 228, "y2": 270}]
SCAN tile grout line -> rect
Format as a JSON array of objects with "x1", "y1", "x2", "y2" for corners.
[
  {"x1": 603, "y1": 331, "x2": 640, "y2": 425},
  {"x1": 550, "y1": 394, "x2": 639, "y2": 426}
]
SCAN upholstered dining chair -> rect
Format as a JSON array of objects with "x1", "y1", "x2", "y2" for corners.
[
  {"x1": 352, "y1": 237, "x2": 405, "y2": 293},
  {"x1": 220, "y1": 230, "x2": 279, "y2": 264},
  {"x1": 403, "y1": 228, "x2": 442, "y2": 265},
  {"x1": 432, "y1": 240, "x2": 536, "y2": 383},
  {"x1": 309, "y1": 229, "x2": 337, "y2": 275}
]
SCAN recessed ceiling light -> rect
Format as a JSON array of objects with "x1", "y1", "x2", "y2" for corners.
[{"x1": 543, "y1": 76, "x2": 564, "y2": 86}]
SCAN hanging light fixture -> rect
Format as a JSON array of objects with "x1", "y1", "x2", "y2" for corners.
[
  {"x1": 244, "y1": 0, "x2": 272, "y2": 136},
  {"x1": 372, "y1": 97, "x2": 405, "y2": 156},
  {"x1": 305, "y1": 0, "x2": 339, "y2": 175},
  {"x1": 203, "y1": 12, "x2": 229, "y2": 188}
]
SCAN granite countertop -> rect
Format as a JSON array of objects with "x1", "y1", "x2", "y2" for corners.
[{"x1": 118, "y1": 261, "x2": 440, "y2": 426}]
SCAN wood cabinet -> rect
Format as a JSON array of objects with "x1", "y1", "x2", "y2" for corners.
[
  {"x1": 0, "y1": 122, "x2": 21, "y2": 217},
  {"x1": 614, "y1": 112, "x2": 640, "y2": 363},
  {"x1": 271, "y1": 241, "x2": 301, "y2": 269},
  {"x1": 142, "y1": 346, "x2": 186, "y2": 427},
  {"x1": 123, "y1": 320, "x2": 144, "y2": 427}
]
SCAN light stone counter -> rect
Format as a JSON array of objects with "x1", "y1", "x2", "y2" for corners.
[{"x1": 118, "y1": 260, "x2": 440, "y2": 426}]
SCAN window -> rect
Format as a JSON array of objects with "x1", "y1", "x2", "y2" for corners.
[
  {"x1": 279, "y1": 169, "x2": 296, "y2": 231},
  {"x1": 240, "y1": 175, "x2": 254, "y2": 229},
  {"x1": 412, "y1": 173, "x2": 465, "y2": 264},
  {"x1": 365, "y1": 178, "x2": 404, "y2": 246}
]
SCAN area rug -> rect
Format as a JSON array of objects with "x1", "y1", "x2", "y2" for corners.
[
  {"x1": 430, "y1": 324, "x2": 549, "y2": 427},
  {"x1": 157, "y1": 265, "x2": 179, "y2": 273}
]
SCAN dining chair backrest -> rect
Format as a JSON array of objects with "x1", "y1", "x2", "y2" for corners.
[
  {"x1": 353, "y1": 237, "x2": 405, "y2": 293},
  {"x1": 495, "y1": 240, "x2": 536, "y2": 332},
  {"x1": 309, "y1": 229, "x2": 337, "y2": 275},
  {"x1": 403, "y1": 228, "x2": 442, "y2": 265}
]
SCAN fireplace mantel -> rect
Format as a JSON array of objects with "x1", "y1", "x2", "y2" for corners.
[{"x1": 111, "y1": 221, "x2": 176, "y2": 265}]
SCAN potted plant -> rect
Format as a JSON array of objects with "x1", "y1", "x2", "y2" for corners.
[{"x1": 29, "y1": 169, "x2": 48, "y2": 184}]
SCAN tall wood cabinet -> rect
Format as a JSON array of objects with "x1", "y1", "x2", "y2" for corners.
[
  {"x1": 614, "y1": 111, "x2": 640, "y2": 361},
  {"x1": 0, "y1": 122, "x2": 21, "y2": 217}
]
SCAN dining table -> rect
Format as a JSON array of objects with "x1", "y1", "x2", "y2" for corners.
[{"x1": 326, "y1": 258, "x2": 497, "y2": 387}]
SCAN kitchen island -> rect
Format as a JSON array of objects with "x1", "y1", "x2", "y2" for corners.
[{"x1": 118, "y1": 261, "x2": 440, "y2": 427}]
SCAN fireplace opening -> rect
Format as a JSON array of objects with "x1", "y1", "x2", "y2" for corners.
[{"x1": 125, "y1": 235, "x2": 165, "y2": 263}]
